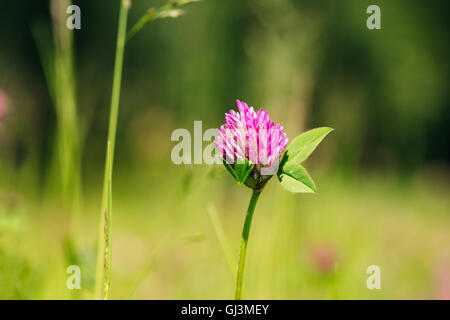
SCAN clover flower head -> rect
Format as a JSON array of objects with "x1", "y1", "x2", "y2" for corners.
[
  {"x1": 214, "y1": 100, "x2": 288, "y2": 175},
  {"x1": 213, "y1": 100, "x2": 332, "y2": 300}
]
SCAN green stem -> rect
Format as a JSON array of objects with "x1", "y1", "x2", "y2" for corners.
[
  {"x1": 103, "y1": 141, "x2": 113, "y2": 300},
  {"x1": 126, "y1": 7, "x2": 160, "y2": 42},
  {"x1": 235, "y1": 189, "x2": 261, "y2": 300},
  {"x1": 94, "y1": 0, "x2": 130, "y2": 300}
]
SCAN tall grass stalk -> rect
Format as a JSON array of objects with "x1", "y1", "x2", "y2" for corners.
[
  {"x1": 34, "y1": 0, "x2": 82, "y2": 217},
  {"x1": 33, "y1": 0, "x2": 83, "y2": 300},
  {"x1": 103, "y1": 142, "x2": 113, "y2": 299},
  {"x1": 32, "y1": 3, "x2": 82, "y2": 300},
  {"x1": 94, "y1": 0, "x2": 199, "y2": 299},
  {"x1": 94, "y1": 0, "x2": 130, "y2": 300},
  {"x1": 51, "y1": 0, "x2": 81, "y2": 209}
]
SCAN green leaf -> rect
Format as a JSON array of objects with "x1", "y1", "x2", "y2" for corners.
[
  {"x1": 235, "y1": 159, "x2": 254, "y2": 184},
  {"x1": 282, "y1": 127, "x2": 333, "y2": 167},
  {"x1": 277, "y1": 163, "x2": 316, "y2": 193}
]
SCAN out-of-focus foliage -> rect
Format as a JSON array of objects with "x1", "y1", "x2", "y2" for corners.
[{"x1": 0, "y1": 0, "x2": 448, "y2": 180}]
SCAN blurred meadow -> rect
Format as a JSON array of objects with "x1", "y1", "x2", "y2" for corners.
[{"x1": 0, "y1": 0, "x2": 449, "y2": 299}]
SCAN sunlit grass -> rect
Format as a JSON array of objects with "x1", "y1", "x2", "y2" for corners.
[{"x1": 1, "y1": 166, "x2": 448, "y2": 299}]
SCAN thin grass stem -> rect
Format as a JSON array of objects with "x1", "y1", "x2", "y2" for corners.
[{"x1": 94, "y1": 0, "x2": 130, "y2": 300}]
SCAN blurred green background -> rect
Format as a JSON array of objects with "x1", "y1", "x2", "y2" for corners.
[{"x1": 0, "y1": 0, "x2": 449, "y2": 299}]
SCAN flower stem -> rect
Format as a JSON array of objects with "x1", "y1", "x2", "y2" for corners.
[
  {"x1": 235, "y1": 189, "x2": 261, "y2": 300},
  {"x1": 94, "y1": 0, "x2": 130, "y2": 300}
]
